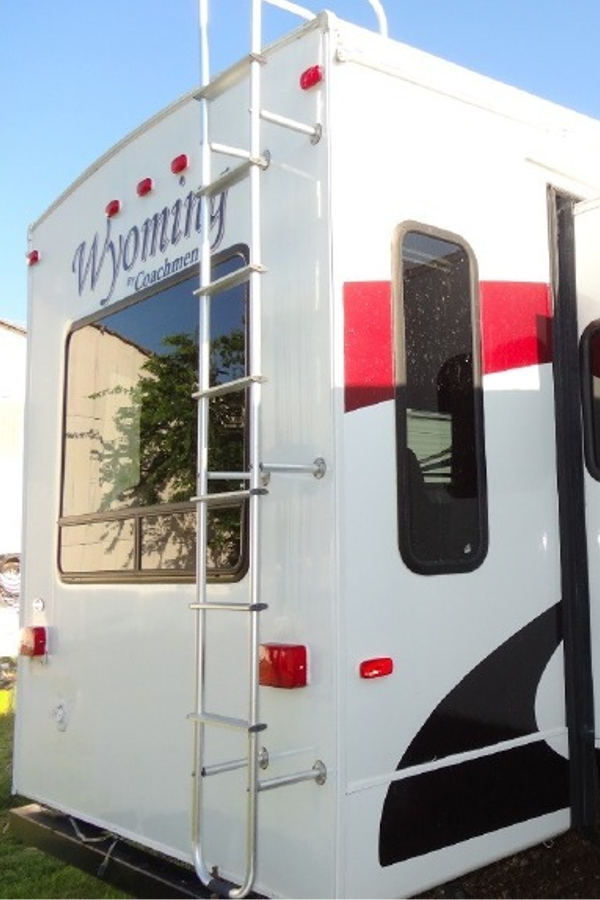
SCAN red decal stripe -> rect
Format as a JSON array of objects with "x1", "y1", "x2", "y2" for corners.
[
  {"x1": 344, "y1": 281, "x2": 393, "y2": 413},
  {"x1": 344, "y1": 280, "x2": 553, "y2": 413},
  {"x1": 480, "y1": 281, "x2": 552, "y2": 375}
]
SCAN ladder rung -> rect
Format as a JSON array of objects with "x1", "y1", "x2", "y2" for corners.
[
  {"x1": 190, "y1": 487, "x2": 268, "y2": 507},
  {"x1": 192, "y1": 489, "x2": 250, "y2": 506},
  {"x1": 202, "y1": 757, "x2": 247, "y2": 777},
  {"x1": 194, "y1": 263, "x2": 266, "y2": 297},
  {"x1": 192, "y1": 374, "x2": 266, "y2": 400},
  {"x1": 196, "y1": 53, "x2": 265, "y2": 102},
  {"x1": 207, "y1": 471, "x2": 250, "y2": 480},
  {"x1": 202, "y1": 746, "x2": 269, "y2": 778},
  {"x1": 198, "y1": 157, "x2": 269, "y2": 199},
  {"x1": 188, "y1": 712, "x2": 267, "y2": 733},
  {"x1": 189, "y1": 601, "x2": 268, "y2": 612}
]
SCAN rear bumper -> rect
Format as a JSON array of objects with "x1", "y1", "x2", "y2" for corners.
[{"x1": 9, "y1": 803, "x2": 213, "y2": 898}]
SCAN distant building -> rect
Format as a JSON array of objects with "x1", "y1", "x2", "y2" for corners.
[{"x1": 0, "y1": 319, "x2": 26, "y2": 661}]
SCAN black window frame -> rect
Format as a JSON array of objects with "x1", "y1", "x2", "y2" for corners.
[
  {"x1": 580, "y1": 319, "x2": 600, "y2": 481},
  {"x1": 58, "y1": 244, "x2": 249, "y2": 585},
  {"x1": 393, "y1": 221, "x2": 488, "y2": 576}
]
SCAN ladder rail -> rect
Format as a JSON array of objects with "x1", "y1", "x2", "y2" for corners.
[
  {"x1": 191, "y1": 0, "x2": 215, "y2": 890},
  {"x1": 192, "y1": 1, "x2": 268, "y2": 897},
  {"x1": 191, "y1": 0, "x2": 338, "y2": 895},
  {"x1": 233, "y1": 4, "x2": 265, "y2": 893},
  {"x1": 192, "y1": 0, "x2": 217, "y2": 885}
]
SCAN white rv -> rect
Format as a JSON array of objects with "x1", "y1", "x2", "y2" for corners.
[{"x1": 12, "y1": 2, "x2": 600, "y2": 897}]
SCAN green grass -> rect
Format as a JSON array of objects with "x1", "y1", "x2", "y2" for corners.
[{"x1": 0, "y1": 692, "x2": 131, "y2": 899}]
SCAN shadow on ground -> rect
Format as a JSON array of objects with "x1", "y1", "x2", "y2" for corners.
[{"x1": 417, "y1": 828, "x2": 600, "y2": 899}]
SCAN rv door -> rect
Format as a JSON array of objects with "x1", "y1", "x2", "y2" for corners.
[{"x1": 574, "y1": 196, "x2": 600, "y2": 770}]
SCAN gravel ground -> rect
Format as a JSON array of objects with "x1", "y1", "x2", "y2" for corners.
[{"x1": 416, "y1": 828, "x2": 600, "y2": 899}]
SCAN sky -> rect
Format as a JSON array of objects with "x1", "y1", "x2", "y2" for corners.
[{"x1": 3, "y1": 0, "x2": 600, "y2": 328}]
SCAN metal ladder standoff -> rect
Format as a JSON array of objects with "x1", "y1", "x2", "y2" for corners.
[{"x1": 259, "y1": 759, "x2": 327, "y2": 791}]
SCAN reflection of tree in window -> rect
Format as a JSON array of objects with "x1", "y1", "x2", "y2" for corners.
[
  {"x1": 99, "y1": 328, "x2": 246, "y2": 570},
  {"x1": 96, "y1": 332, "x2": 198, "y2": 510},
  {"x1": 90, "y1": 331, "x2": 199, "y2": 571}
]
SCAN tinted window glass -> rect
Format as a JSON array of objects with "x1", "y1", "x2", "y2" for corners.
[
  {"x1": 60, "y1": 252, "x2": 248, "y2": 581},
  {"x1": 395, "y1": 226, "x2": 487, "y2": 574}
]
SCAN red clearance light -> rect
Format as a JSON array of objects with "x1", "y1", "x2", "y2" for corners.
[
  {"x1": 20, "y1": 626, "x2": 47, "y2": 658},
  {"x1": 300, "y1": 65, "x2": 323, "y2": 90},
  {"x1": 259, "y1": 643, "x2": 307, "y2": 689},
  {"x1": 26, "y1": 249, "x2": 40, "y2": 266},
  {"x1": 105, "y1": 199, "x2": 121, "y2": 218},
  {"x1": 360, "y1": 657, "x2": 394, "y2": 679},
  {"x1": 171, "y1": 153, "x2": 189, "y2": 174},
  {"x1": 137, "y1": 177, "x2": 154, "y2": 197}
]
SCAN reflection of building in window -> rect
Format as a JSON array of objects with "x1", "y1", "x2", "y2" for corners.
[
  {"x1": 63, "y1": 323, "x2": 147, "y2": 520},
  {"x1": 396, "y1": 227, "x2": 487, "y2": 575},
  {"x1": 59, "y1": 257, "x2": 248, "y2": 582},
  {"x1": 407, "y1": 410, "x2": 451, "y2": 485}
]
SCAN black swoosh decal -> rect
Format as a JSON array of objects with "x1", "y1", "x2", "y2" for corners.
[{"x1": 380, "y1": 603, "x2": 569, "y2": 866}]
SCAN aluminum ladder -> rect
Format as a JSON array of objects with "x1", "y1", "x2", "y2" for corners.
[{"x1": 189, "y1": 2, "x2": 387, "y2": 897}]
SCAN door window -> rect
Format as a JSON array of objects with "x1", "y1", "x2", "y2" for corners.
[
  {"x1": 394, "y1": 223, "x2": 488, "y2": 574},
  {"x1": 581, "y1": 321, "x2": 600, "y2": 479}
]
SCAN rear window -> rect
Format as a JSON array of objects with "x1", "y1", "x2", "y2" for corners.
[{"x1": 59, "y1": 250, "x2": 248, "y2": 582}]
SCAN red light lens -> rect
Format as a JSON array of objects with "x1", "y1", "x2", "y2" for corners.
[
  {"x1": 20, "y1": 626, "x2": 47, "y2": 657},
  {"x1": 137, "y1": 177, "x2": 154, "y2": 196},
  {"x1": 26, "y1": 249, "x2": 40, "y2": 266},
  {"x1": 105, "y1": 199, "x2": 121, "y2": 218},
  {"x1": 259, "y1": 643, "x2": 307, "y2": 689},
  {"x1": 359, "y1": 657, "x2": 394, "y2": 679},
  {"x1": 171, "y1": 154, "x2": 189, "y2": 174},
  {"x1": 300, "y1": 65, "x2": 323, "y2": 90}
]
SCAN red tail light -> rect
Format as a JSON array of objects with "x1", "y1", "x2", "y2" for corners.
[
  {"x1": 260, "y1": 643, "x2": 307, "y2": 688},
  {"x1": 20, "y1": 626, "x2": 47, "y2": 658},
  {"x1": 359, "y1": 657, "x2": 394, "y2": 679},
  {"x1": 26, "y1": 250, "x2": 40, "y2": 266}
]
